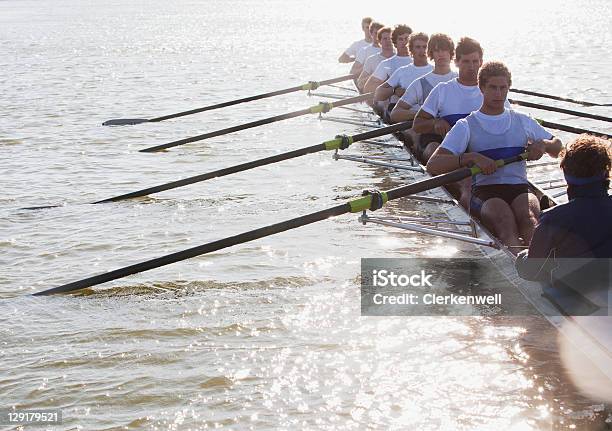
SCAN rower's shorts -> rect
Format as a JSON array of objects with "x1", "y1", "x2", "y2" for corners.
[{"x1": 470, "y1": 184, "x2": 530, "y2": 218}]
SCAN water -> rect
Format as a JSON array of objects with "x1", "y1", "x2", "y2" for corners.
[{"x1": 1, "y1": 0, "x2": 611, "y2": 429}]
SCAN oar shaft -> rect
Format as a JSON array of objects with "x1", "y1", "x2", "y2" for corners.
[
  {"x1": 33, "y1": 154, "x2": 525, "y2": 296},
  {"x1": 33, "y1": 203, "x2": 350, "y2": 296},
  {"x1": 147, "y1": 74, "x2": 356, "y2": 123},
  {"x1": 140, "y1": 93, "x2": 372, "y2": 153},
  {"x1": 509, "y1": 99, "x2": 612, "y2": 122},
  {"x1": 142, "y1": 108, "x2": 312, "y2": 152},
  {"x1": 99, "y1": 121, "x2": 413, "y2": 203},
  {"x1": 510, "y1": 89, "x2": 599, "y2": 107},
  {"x1": 96, "y1": 143, "x2": 328, "y2": 203},
  {"x1": 351, "y1": 121, "x2": 412, "y2": 141},
  {"x1": 538, "y1": 119, "x2": 611, "y2": 140}
]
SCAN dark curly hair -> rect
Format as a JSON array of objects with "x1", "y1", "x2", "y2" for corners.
[
  {"x1": 478, "y1": 61, "x2": 512, "y2": 89},
  {"x1": 561, "y1": 134, "x2": 611, "y2": 179},
  {"x1": 391, "y1": 24, "x2": 413, "y2": 45},
  {"x1": 427, "y1": 33, "x2": 455, "y2": 60},
  {"x1": 408, "y1": 32, "x2": 428, "y2": 51},
  {"x1": 455, "y1": 36, "x2": 483, "y2": 60}
]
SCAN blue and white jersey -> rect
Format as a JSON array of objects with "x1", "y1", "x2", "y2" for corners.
[
  {"x1": 441, "y1": 109, "x2": 554, "y2": 186},
  {"x1": 344, "y1": 39, "x2": 370, "y2": 57},
  {"x1": 421, "y1": 78, "x2": 485, "y2": 127},
  {"x1": 371, "y1": 54, "x2": 413, "y2": 81},
  {"x1": 356, "y1": 44, "x2": 381, "y2": 64},
  {"x1": 399, "y1": 70, "x2": 457, "y2": 112}
]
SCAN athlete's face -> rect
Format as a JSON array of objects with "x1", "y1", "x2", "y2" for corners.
[
  {"x1": 410, "y1": 40, "x2": 428, "y2": 60},
  {"x1": 380, "y1": 31, "x2": 393, "y2": 50},
  {"x1": 432, "y1": 49, "x2": 452, "y2": 68},
  {"x1": 370, "y1": 27, "x2": 380, "y2": 42},
  {"x1": 396, "y1": 33, "x2": 410, "y2": 50},
  {"x1": 481, "y1": 75, "x2": 509, "y2": 111},
  {"x1": 456, "y1": 51, "x2": 483, "y2": 81}
]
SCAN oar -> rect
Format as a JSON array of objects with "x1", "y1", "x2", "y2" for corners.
[
  {"x1": 21, "y1": 121, "x2": 410, "y2": 210},
  {"x1": 32, "y1": 153, "x2": 526, "y2": 296},
  {"x1": 536, "y1": 119, "x2": 611, "y2": 140},
  {"x1": 509, "y1": 99, "x2": 612, "y2": 123},
  {"x1": 96, "y1": 122, "x2": 412, "y2": 202},
  {"x1": 102, "y1": 74, "x2": 357, "y2": 126},
  {"x1": 510, "y1": 89, "x2": 611, "y2": 107},
  {"x1": 139, "y1": 93, "x2": 372, "y2": 153}
]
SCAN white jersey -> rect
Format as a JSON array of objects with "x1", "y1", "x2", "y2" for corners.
[
  {"x1": 344, "y1": 39, "x2": 370, "y2": 58},
  {"x1": 441, "y1": 109, "x2": 553, "y2": 185},
  {"x1": 421, "y1": 78, "x2": 510, "y2": 127},
  {"x1": 386, "y1": 63, "x2": 433, "y2": 90},
  {"x1": 363, "y1": 51, "x2": 395, "y2": 74},
  {"x1": 372, "y1": 55, "x2": 413, "y2": 81},
  {"x1": 442, "y1": 109, "x2": 553, "y2": 154},
  {"x1": 399, "y1": 70, "x2": 458, "y2": 113},
  {"x1": 356, "y1": 44, "x2": 381, "y2": 64}
]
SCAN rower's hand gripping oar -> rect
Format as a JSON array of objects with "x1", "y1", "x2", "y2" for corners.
[
  {"x1": 20, "y1": 121, "x2": 411, "y2": 210},
  {"x1": 139, "y1": 93, "x2": 372, "y2": 152},
  {"x1": 509, "y1": 99, "x2": 612, "y2": 123},
  {"x1": 32, "y1": 153, "x2": 526, "y2": 296},
  {"x1": 102, "y1": 74, "x2": 357, "y2": 126},
  {"x1": 510, "y1": 88, "x2": 612, "y2": 107}
]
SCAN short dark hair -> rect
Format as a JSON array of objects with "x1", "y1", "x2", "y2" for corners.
[
  {"x1": 455, "y1": 37, "x2": 483, "y2": 60},
  {"x1": 561, "y1": 135, "x2": 611, "y2": 179},
  {"x1": 376, "y1": 26, "x2": 392, "y2": 43},
  {"x1": 478, "y1": 61, "x2": 512, "y2": 89},
  {"x1": 427, "y1": 33, "x2": 454, "y2": 60},
  {"x1": 408, "y1": 32, "x2": 428, "y2": 52},
  {"x1": 391, "y1": 24, "x2": 413, "y2": 45}
]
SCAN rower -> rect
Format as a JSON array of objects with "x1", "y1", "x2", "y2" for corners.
[
  {"x1": 357, "y1": 26, "x2": 396, "y2": 92},
  {"x1": 412, "y1": 37, "x2": 487, "y2": 206},
  {"x1": 390, "y1": 33, "x2": 457, "y2": 147},
  {"x1": 426, "y1": 61, "x2": 563, "y2": 248},
  {"x1": 516, "y1": 135, "x2": 611, "y2": 275},
  {"x1": 362, "y1": 24, "x2": 413, "y2": 94},
  {"x1": 338, "y1": 17, "x2": 373, "y2": 63},
  {"x1": 373, "y1": 32, "x2": 432, "y2": 120},
  {"x1": 350, "y1": 21, "x2": 385, "y2": 77}
]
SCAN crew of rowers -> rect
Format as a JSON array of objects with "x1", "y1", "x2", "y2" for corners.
[{"x1": 339, "y1": 17, "x2": 611, "y2": 262}]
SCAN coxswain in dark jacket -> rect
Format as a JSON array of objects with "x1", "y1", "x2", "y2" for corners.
[{"x1": 516, "y1": 135, "x2": 611, "y2": 282}]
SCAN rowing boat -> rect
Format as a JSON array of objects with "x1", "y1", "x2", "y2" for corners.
[{"x1": 319, "y1": 90, "x2": 612, "y2": 392}]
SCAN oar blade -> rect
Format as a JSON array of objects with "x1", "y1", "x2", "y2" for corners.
[
  {"x1": 102, "y1": 118, "x2": 150, "y2": 126},
  {"x1": 20, "y1": 204, "x2": 63, "y2": 211}
]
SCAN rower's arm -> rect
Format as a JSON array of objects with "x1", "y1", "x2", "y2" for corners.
[
  {"x1": 338, "y1": 53, "x2": 354, "y2": 63},
  {"x1": 393, "y1": 86, "x2": 406, "y2": 98},
  {"x1": 427, "y1": 147, "x2": 497, "y2": 176},
  {"x1": 544, "y1": 137, "x2": 563, "y2": 157},
  {"x1": 363, "y1": 76, "x2": 383, "y2": 95},
  {"x1": 426, "y1": 147, "x2": 461, "y2": 175},
  {"x1": 374, "y1": 82, "x2": 394, "y2": 102},
  {"x1": 350, "y1": 61, "x2": 364, "y2": 77},
  {"x1": 390, "y1": 100, "x2": 416, "y2": 123},
  {"x1": 356, "y1": 71, "x2": 370, "y2": 92},
  {"x1": 412, "y1": 109, "x2": 436, "y2": 134}
]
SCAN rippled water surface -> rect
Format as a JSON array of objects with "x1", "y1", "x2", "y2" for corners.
[{"x1": 2, "y1": 0, "x2": 611, "y2": 429}]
